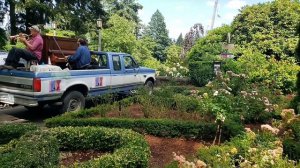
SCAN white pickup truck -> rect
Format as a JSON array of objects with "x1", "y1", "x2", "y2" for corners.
[{"x1": 0, "y1": 52, "x2": 155, "y2": 112}]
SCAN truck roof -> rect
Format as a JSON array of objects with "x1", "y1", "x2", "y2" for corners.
[{"x1": 91, "y1": 51, "x2": 128, "y2": 55}]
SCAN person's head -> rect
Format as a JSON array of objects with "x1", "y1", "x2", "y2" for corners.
[
  {"x1": 77, "y1": 38, "x2": 88, "y2": 46},
  {"x1": 29, "y1": 25, "x2": 40, "y2": 37}
]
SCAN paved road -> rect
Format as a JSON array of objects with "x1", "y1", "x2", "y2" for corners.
[{"x1": 0, "y1": 106, "x2": 61, "y2": 124}]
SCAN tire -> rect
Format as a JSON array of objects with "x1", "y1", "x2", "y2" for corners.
[
  {"x1": 61, "y1": 91, "x2": 85, "y2": 113},
  {"x1": 144, "y1": 80, "x2": 154, "y2": 95}
]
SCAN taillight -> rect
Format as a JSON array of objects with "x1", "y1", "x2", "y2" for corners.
[{"x1": 33, "y1": 78, "x2": 41, "y2": 92}]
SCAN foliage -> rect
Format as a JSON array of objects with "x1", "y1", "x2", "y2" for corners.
[
  {"x1": 166, "y1": 44, "x2": 183, "y2": 66},
  {"x1": 188, "y1": 61, "x2": 214, "y2": 86},
  {"x1": 50, "y1": 126, "x2": 150, "y2": 167},
  {"x1": 188, "y1": 25, "x2": 231, "y2": 62},
  {"x1": 0, "y1": 28, "x2": 7, "y2": 50},
  {"x1": 158, "y1": 63, "x2": 189, "y2": 78},
  {"x1": 173, "y1": 94, "x2": 200, "y2": 113},
  {"x1": 53, "y1": 0, "x2": 107, "y2": 35},
  {"x1": 236, "y1": 48, "x2": 300, "y2": 94},
  {"x1": 46, "y1": 117, "x2": 222, "y2": 140},
  {"x1": 283, "y1": 139, "x2": 300, "y2": 162},
  {"x1": 3, "y1": 41, "x2": 26, "y2": 51},
  {"x1": 102, "y1": 14, "x2": 137, "y2": 54},
  {"x1": 44, "y1": 29, "x2": 76, "y2": 38},
  {"x1": 132, "y1": 36, "x2": 156, "y2": 62},
  {"x1": 232, "y1": 0, "x2": 300, "y2": 59},
  {"x1": 198, "y1": 132, "x2": 297, "y2": 167},
  {"x1": 0, "y1": 130, "x2": 59, "y2": 168},
  {"x1": 104, "y1": 0, "x2": 142, "y2": 26},
  {"x1": 144, "y1": 10, "x2": 171, "y2": 61},
  {"x1": 297, "y1": 23, "x2": 300, "y2": 63},
  {"x1": 0, "y1": 123, "x2": 38, "y2": 145},
  {"x1": 182, "y1": 23, "x2": 204, "y2": 57},
  {"x1": 176, "y1": 33, "x2": 183, "y2": 46}
]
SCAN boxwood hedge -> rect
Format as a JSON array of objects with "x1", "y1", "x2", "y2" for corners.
[
  {"x1": 0, "y1": 123, "x2": 38, "y2": 145},
  {"x1": 50, "y1": 126, "x2": 150, "y2": 167},
  {"x1": 46, "y1": 117, "x2": 243, "y2": 140},
  {"x1": 0, "y1": 125, "x2": 150, "y2": 168},
  {"x1": 0, "y1": 130, "x2": 59, "y2": 168}
]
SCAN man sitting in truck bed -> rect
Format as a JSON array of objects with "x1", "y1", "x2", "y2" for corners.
[
  {"x1": 67, "y1": 38, "x2": 91, "y2": 70},
  {"x1": 1, "y1": 25, "x2": 43, "y2": 70}
]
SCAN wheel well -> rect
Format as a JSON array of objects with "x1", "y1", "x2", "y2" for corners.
[
  {"x1": 65, "y1": 84, "x2": 89, "y2": 97},
  {"x1": 145, "y1": 77, "x2": 155, "y2": 84}
]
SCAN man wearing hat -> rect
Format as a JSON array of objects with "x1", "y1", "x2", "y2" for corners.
[{"x1": 1, "y1": 25, "x2": 43, "y2": 69}]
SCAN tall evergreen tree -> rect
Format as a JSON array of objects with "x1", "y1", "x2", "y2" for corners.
[
  {"x1": 176, "y1": 33, "x2": 183, "y2": 46},
  {"x1": 145, "y1": 10, "x2": 171, "y2": 61}
]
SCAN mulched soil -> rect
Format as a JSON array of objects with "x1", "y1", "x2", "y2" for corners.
[
  {"x1": 145, "y1": 135, "x2": 206, "y2": 168},
  {"x1": 59, "y1": 150, "x2": 106, "y2": 167},
  {"x1": 58, "y1": 136, "x2": 207, "y2": 168}
]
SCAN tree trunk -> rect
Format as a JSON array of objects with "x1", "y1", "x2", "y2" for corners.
[{"x1": 8, "y1": 0, "x2": 17, "y2": 35}]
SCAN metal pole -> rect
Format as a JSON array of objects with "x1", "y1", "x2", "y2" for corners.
[
  {"x1": 211, "y1": 0, "x2": 219, "y2": 30},
  {"x1": 98, "y1": 29, "x2": 101, "y2": 51}
]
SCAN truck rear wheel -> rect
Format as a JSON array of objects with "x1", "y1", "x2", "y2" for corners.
[{"x1": 61, "y1": 91, "x2": 85, "y2": 113}]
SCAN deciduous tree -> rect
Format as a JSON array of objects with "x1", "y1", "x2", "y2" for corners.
[
  {"x1": 182, "y1": 23, "x2": 204, "y2": 57},
  {"x1": 102, "y1": 14, "x2": 137, "y2": 54},
  {"x1": 232, "y1": 0, "x2": 300, "y2": 59}
]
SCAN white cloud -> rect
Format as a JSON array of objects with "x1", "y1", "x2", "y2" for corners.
[{"x1": 226, "y1": 0, "x2": 246, "y2": 9}]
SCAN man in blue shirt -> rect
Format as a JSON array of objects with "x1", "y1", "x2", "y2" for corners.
[{"x1": 67, "y1": 38, "x2": 91, "y2": 70}]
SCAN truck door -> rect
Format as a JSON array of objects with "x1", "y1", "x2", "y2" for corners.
[
  {"x1": 122, "y1": 55, "x2": 142, "y2": 87},
  {"x1": 110, "y1": 55, "x2": 124, "y2": 88}
]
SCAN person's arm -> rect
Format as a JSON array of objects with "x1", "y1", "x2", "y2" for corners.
[
  {"x1": 21, "y1": 37, "x2": 40, "y2": 51},
  {"x1": 68, "y1": 47, "x2": 82, "y2": 62}
]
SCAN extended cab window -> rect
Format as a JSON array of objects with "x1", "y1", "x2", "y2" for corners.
[
  {"x1": 91, "y1": 54, "x2": 108, "y2": 69},
  {"x1": 112, "y1": 55, "x2": 121, "y2": 71},
  {"x1": 124, "y1": 56, "x2": 137, "y2": 69}
]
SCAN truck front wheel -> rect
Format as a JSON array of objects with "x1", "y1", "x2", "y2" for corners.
[
  {"x1": 145, "y1": 80, "x2": 154, "y2": 95},
  {"x1": 61, "y1": 91, "x2": 85, "y2": 113}
]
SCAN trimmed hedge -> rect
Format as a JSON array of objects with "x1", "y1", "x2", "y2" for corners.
[
  {"x1": 46, "y1": 117, "x2": 243, "y2": 140},
  {"x1": 50, "y1": 127, "x2": 150, "y2": 167},
  {"x1": 0, "y1": 130, "x2": 59, "y2": 168},
  {"x1": 0, "y1": 123, "x2": 38, "y2": 145},
  {"x1": 189, "y1": 61, "x2": 215, "y2": 87},
  {"x1": 0, "y1": 125, "x2": 150, "y2": 168}
]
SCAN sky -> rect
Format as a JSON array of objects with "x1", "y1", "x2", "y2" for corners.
[{"x1": 138, "y1": 0, "x2": 271, "y2": 39}]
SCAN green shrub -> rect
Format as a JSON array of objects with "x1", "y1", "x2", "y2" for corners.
[
  {"x1": 45, "y1": 117, "x2": 243, "y2": 141},
  {"x1": 290, "y1": 120, "x2": 300, "y2": 141},
  {"x1": 222, "y1": 120, "x2": 244, "y2": 140},
  {"x1": 189, "y1": 61, "x2": 215, "y2": 86},
  {"x1": 283, "y1": 139, "x2": 300, "y2": 161},
  {"x1": 50, "y1": 126, "x2": 150, "y2": 168},
  {"x1": 174, "y1": 94, "x2": 200, "y2": 112},
  {"x1": 0, "y1": 130, "x2": 59, "y2": 168},
  {"x1": 0, "y1": 123, "x2": 38, "y2": 145},
  {"x1": 221, "y1": 59, "x2": 241, "y2": 74}
]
